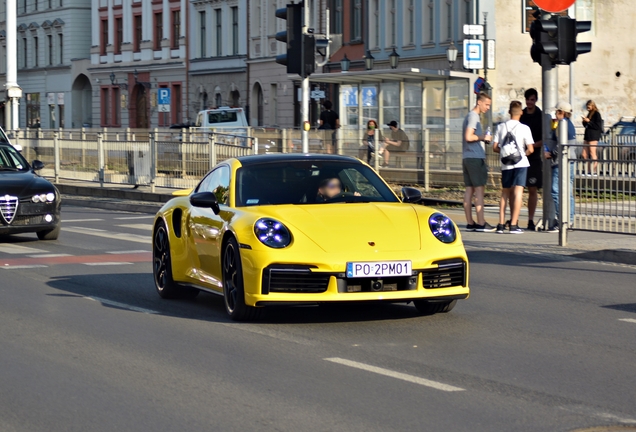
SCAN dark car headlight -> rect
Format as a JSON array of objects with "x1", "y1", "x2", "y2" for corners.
[
  {"x1": 428, "y1": 213, "x2": 457, "y2": 244},
  {"x1": 254, "y1": 218, "x2": 292, "y2": 248}
]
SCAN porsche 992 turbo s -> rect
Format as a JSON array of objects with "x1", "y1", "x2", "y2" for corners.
[
  {"x1": 0, "y1": 141, "x2": 61, "y2": 240},
  {"x1": 153, "y1": 154, "x2": 469, "y2": 320}
]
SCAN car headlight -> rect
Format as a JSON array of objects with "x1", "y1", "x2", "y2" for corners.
[
  {"x1": 254, "y1": 218, "x2": 292, "y2": 248},
  {"x1": 32, "y1": 192, "x2": 56, "y2": 203},
  {"x1": 428, "y1": 213, "x2": 456, "y2": 244}
]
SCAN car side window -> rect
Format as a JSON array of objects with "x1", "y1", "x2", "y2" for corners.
[{"x1": 197, "y1": 165, "x2": 230, "y2": 205}]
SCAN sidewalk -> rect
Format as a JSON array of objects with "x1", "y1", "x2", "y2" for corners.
[{"x1": 54, "y1": 179, "x2": 636, "y2": 266}]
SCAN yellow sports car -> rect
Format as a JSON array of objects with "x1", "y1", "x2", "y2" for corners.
[{"x1": 152, "y1": 154, "x2": 469, "y2": 320}]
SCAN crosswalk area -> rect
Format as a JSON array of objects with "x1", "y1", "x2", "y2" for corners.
[{"x1": 0, "y1": 207, "x2": 155, "y2": 270}]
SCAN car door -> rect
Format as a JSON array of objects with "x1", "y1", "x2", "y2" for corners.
[{"x1": 189, "y1": 165, "x2": 232, "y2": 287}]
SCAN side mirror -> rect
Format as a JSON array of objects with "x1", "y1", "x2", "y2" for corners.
[
  {"x1": 402, "y1": 187, "x2": 422, "y2": 204},
  {"x1": 190, "y1": 191, "x2": 221, "y2": 215},
  {"x1": 32, "y1": 160, "x2": 45, "y2": 171}
]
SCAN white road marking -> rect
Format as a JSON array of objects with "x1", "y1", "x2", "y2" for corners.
[
  {"x1": 106, "y1": 250, "x2": 149, "y2": 254},
  {"x1": 1, "y1": 265, "x2": 49, "y2": 269},
  {"x1": 83, "y1": 262, "x2": 133, "y2": 266},
  {"x1": 324, "y1": 358, "x2": 465, "y2": 392},
  {"x1": 115, "y1": 216, "x2": 154, "y2": 220},
  {"x1": 85, "y1": 296, "x2": 158, "y2": 314},
  {"x1": 559, "y1": 405, "x2": 636, "y2": 424},
  {"x1": 0, "y1": 244, "x2": 47, "y2": 255},
  {"x1": 64, "y1": 227, "x2": 150, "y2": 244},
  {"x1": 27, "y1": 253, "x2": 72, "y2": 258},
  {"x1": 62, "y1": 218, "x2": 104, "y2": 223},
  {"x1": 618, "y1": 318, "x2": 636, "y2": 324},
  {"x1": 116, "y1": 224, "x2": 154, "y2": 231}
]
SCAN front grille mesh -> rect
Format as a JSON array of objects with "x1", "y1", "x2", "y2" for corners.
[
  {"x1": 10, "y1": 215, "x2": 47, "y2": 226},
  {"x1": 264, "y1": 267, "x2": 330, "y2": 293},
  {"x1": 422, "y1": 260, "x2": 466, "y2": 289},
  {"x1": 0, "y1": 195, "x2": 19, "y2": 224}
]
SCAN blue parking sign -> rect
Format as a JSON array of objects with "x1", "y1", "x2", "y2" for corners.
[{"x1": 158, "y1": 88, "x2": 171, "y2": 106}]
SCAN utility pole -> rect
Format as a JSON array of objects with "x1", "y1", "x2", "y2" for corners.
[
  {"x1": 301, "y1": 2, "x2": 310, "y2": 153},
  {"x1": 541, "y1": 13, "x2": 558, "y2": 231},
  {"x1": 5, "y1": 0, "x2": 22, "y2": 130}
]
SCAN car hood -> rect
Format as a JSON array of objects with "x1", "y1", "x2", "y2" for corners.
[
  {"x1": 256, "y1": 203, "x2": 422, "y2": 253},
  {"x1": 0, "y1": 171, "x2": 56, "y2": 198}
]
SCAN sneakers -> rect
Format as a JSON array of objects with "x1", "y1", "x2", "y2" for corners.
[
  {"x1": 466, "y1": 223, "x2": 477, "y2": 232},
  {"x1": 527, "y1": 220, "x2": 536, "y2": 231},
  {"x1": 475, "y1": 222, "x2": 496, "y2": 232},
  {"x1": 547, "y1": 225, "x2": 559, "y2": 233},
  {"x1": 496, "y1": 224, "x2": 505, "y2": 234},
  {"x1": 509, "y1": 225, "x2": 524, "y2": 234}
]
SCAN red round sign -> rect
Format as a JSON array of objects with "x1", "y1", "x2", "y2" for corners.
[{"x1": 533, "y1": 0, "x2": 576, "y2": 13}]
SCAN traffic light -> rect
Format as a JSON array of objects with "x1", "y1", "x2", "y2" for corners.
[
  {"x1": 556, "y1": 17, "x2": 592, "y2": 64},
  {"x1": 530, "y1": 16, "x2": 559, "y2": 64},
  {"x1": 302, "y1": 34, "x2": 316, "y2": 77},
  {"x1": 275, "y1": 4, "x2": 302, "y2": 75}
]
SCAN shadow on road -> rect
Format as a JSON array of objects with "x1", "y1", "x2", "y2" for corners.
[
  {"x1": 45, "y1": 273, "x2": 439, "y2": 325},
  {"x1": 602, "y1": 303, "x2": 636, "y2": 314}
]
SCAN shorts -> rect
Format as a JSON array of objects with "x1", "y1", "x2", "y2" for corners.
[
  {"x1": 526, "y1": 158, "x2": 543, "y2": 188},
  {"x1": 501, "y1": 167, "x2": 528, "y2": 189},
  {"x1": 385, "y1": 143, "x2": 405, "y2": 153},
  {"x1": 462, "y1": 158, "x2": 488, "y2": 187}
]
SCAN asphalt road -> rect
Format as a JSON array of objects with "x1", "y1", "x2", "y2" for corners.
[{"x1": 1, "y1": 206, "x2": 636, "y2": 432}]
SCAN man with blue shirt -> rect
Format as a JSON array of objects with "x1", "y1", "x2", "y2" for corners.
[{"x1": 545, "y1": 101, "x2": 577, "y2": 232}]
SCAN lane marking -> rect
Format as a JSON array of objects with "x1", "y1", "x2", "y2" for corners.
[
  {"x1": 324, "y1": 357, "x2": 465, "y2": 392},
  {"x1": 107, "y1": 250, "x2": 149, "y2": 254},
  {"x1": 1, "y1": 264, "x2": 49, "y2": 269},
  {"x1": 0, "y1": 245, "x2": 47, "y2": 255},
  {"x1": 83, "y1": 262, "x2": 133, "y2": 266},
  {"x1": 116, "y1": 223, "x2": 154, "y2": 231},
  {"x1": 62, "y1": 218, "x2": 104, "y2": 223},
  {"x1": 0, "y1": 252, "x2": 150, "y2": 267},
  {"x1": 619, "y1": 318, "x2": 636, "y2": 324},
  {"x1": 85, "y1": 296, "x2": 158, "y2": 314},
  {"x1": 27, "y1": 253, "x2": 72, "y2": 258},
  {"x1": 115, "y1": 216, "x2": 155, "y2": 220},
  {"x1": 64, "y1": 227, "x2": 150, "y2": 244}
]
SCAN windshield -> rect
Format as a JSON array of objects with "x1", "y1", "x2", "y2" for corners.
[
  {"x1": 615, "y1": 124, "x2": 636, "y2": 135},
  {"x1": 0, "y1": 145, "x2": 29, "y2": 171},
  {"x1": 235, "y1": 160, "x2": 400, "y2": 206},
  {"x1": 207, "y1": 111, "x2": 238, "y2": 124}
]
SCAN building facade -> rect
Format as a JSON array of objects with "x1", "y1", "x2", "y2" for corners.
[
  {"x1": 188, "y1": 0, "x2": 248, "y2": 117},
  {"x1": 89, "y1": 0, "x2": 188, "y2": 129},
  {"x1": 0, "y1": 0, "x2": 93, "y2": 129}
]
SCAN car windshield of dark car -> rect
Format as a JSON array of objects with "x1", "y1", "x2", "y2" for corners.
[
  {"x1": 0, "y1": 146, "x2": 28, "y2": 171},
  {"x1": 235, "y1": 160, "x2": 400, "y2": 206}
]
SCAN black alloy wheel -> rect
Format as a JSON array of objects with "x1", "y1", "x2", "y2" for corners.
[
  {"x1": 153, "y1": 222, "x2": 198, "y2": 299},
  {"x1": 222, "y1": 237, "x2": 261, "y2": 321},
  {"x1": 37, "y1": 225, "x2": 60, "y2": 240}
]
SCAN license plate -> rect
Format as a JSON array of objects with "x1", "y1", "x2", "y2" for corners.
[{"x1": 346, "y1": 261, "x2": 412, "y2": 278}]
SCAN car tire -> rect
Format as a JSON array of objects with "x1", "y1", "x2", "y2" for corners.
[
  {"x1": 153, "y1": 221, "x2": 199, "y2": 300},
  {"x1": 413, "y1": 299, "x2": 457, "y2": 315},
  {"x1": 222, "y1": 237, "x2": 261, "y2": 321},
  {"x1": 37, "y1": 225, "x2": 60, "y2": 240}
]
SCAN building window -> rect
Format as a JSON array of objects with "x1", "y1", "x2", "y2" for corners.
[
  {"x1": 231, "y1": 6, "x2": 238, "y2": 55},
  {"x1": 331, "y1": 0, "x2": 342, "y2": 35},
  {"x1": 115, "y1": 17, "x2": 123, "y2": 54},
  {"x1": 428, "y1": 0, "x2": 435, "y2": 43},
  {"x1": 59, "y1": 104, "x2": 65, "y2": 128},
  {"x1": 158, "y1": 85, "x2": 169, "y2": 126},
  {"x1": 33, "y1": 37, "x2": 38, "y2": 67},
  {"x1": 215, "y1": 9, "x2": 222, "y2": 56},
  {"x1": 22, "y1": 38, "x2": 27, "y2": 68},
  {"x1": 351, "y1": 0, "x2": 362, "y2": 41},
  {"x1": 389, "y1": 0, "x2": 396, "y2": 47},
  {"x1": 100, "y1": 19, "x2": 108, "y2": 55},
  {"x1": 464, "y1": 0, "x2": 471, "y2": 26},
  {"x1": 172, "y1": 84, "x2": 182, "y2": 124},
  {"x1": 405, "y1": 0, "x2": 415, "y2": 45},
  {"x1": 199, "y1": 11, "x2": 206, "y2": 57},
  {"x1": 113, "y1": 87, "x2": 121, "y2": 126},
  {"x1": 371, "y1": 0, "x2": 379, "y2": 48},
  {"x1": 134, "y1": 15, "x2": 142, "y2": 52},
  {"x1": 172, "y1": 10, "x2": 180, "y2": 49},
  {"x1": 101, "y1": 88, "x2": 110, "y2": 126},
  {"x1": 34, "y1": 0, "x2": 38, "y2": 11},
  {"x1": 48, "y1": 0, "x2": 52, "y2": 8},
  {"x1": 268, "y1": 0, "x2": 277, "y2": 36},
  {"x1": 48, "y1": 35, "x2": 53, "y2": 65},
  {"x1": 21, "y1": 0, "x2": 26, "y2": 13},
  {"x1": 58, "y1": 33, "x2": 63, "y2": 64},
  {"x1": 446, "y1": 0, "x2": 452, "y2": 40},
  {"x1": 26, "y1": 93, "x2": 41, "y2": 127},
  {"x1": 154, "y1": 12, "x2": 163, "y2": 50}
]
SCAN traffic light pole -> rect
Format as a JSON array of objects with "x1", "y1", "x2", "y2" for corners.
[
  {"x1": 300, "y1": 4, "x2": 310, "y2": 154},
  {"x1": 541, "y1": 15, "x2": 558, "y2": 231}
]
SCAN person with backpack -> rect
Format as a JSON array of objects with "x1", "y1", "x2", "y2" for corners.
[{"x1": 493, "y1": 101, "x2": 535, "y2": 234}]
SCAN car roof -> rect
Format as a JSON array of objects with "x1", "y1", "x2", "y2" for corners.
[{"x1": 235, "y1": 153, "x2": 362, "y2": 166}]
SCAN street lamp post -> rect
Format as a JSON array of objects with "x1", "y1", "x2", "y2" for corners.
[
  {"x1": 364, "y1": 50, "x2": 374, "y2": 71},
  {"x1": 446, "y1": 42, "x2": 458, "y2": 70},
  {"x1": 389, "y1": 48, "x2": 400, "y2": 69},
  {"x1": 340, "y1": 54, "x2": 351, "y2": 73}
]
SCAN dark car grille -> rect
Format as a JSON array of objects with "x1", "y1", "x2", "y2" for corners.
[
  {"x1": 422, "y1": 260, "x2": 467, "y2": 289},
  {"x1": 10, "y1": 215, "x2": 47, "y2": 226},
  {"x1": 262, "y1": 266, "x2": 331, "y2": 294},
  {"x1": 0, "y1": 195, "x2": 19, "y2": 224}
]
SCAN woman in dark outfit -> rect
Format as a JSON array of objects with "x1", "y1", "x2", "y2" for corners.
[
  {"x1": 363, "y1": 120, "x2": 379, "y2": 163},
  {"x1": 582, "y1": 100, "x2": 603, "y2": 176}
]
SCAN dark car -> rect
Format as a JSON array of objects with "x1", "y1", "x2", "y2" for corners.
[
  {"x1": 0, "y1": 138, "x2": 61, "y2": 240},
  {"x1": 609, "y1": 117, "x2": 636, "y2": 161},
  {"x1": 610, "y1": 116, "x2": 636, "y2": 136}
]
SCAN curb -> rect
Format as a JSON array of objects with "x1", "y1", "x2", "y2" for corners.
[
  {"x1": 62, "y1": 197, "x2": 163, "y2": 214},
  {"x1": 572, "y1": 249, "x2": 636, "y2": 266}
]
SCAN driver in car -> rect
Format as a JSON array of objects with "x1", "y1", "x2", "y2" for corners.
[{"x1": 316, "y1": 178, "x2": 361, "y2": 202}]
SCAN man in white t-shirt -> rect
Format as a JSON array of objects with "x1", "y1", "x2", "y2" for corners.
[{"x1": 493, "y1": 101, "x2": 534, "y2": 234}]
